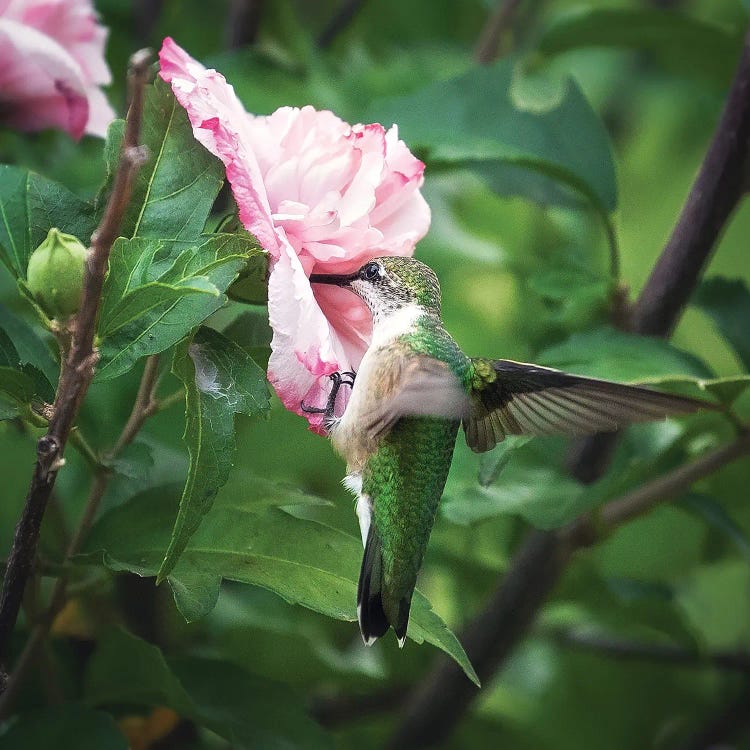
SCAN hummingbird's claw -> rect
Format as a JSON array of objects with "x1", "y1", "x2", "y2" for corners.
[
  {"x1": 302, "y1": 371, "x2": 357, "y2": 427},
  {"x1": 300, "y1": 400, "x2": 327, "y2": 415}
]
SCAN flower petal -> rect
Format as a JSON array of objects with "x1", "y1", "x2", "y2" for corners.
[
  {"x1": 267, "y1": 237, "x2": 358, "y2": 434},
  {"x1": 159, "y1": 37, "x2": 280, "y2": 258},
  {"x1": 0, "y1": 18, "x2": 88, "y2": 138},
  {"x1": 1, "y1": 0, "x2": 113, "y2": 138}
]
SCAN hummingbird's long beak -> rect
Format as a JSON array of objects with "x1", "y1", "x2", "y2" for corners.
[{"x1": 308, "y1": 271, "x2": 358, "y2": 286}]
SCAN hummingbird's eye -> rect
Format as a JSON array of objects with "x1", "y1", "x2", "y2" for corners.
[{"x1": 361, "y1": 262, "x2": 381, "y2": 281}]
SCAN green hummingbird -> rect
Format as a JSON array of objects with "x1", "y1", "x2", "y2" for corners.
[{"x1": 307, "y1": 257, "x2": 706, "y2": 646}]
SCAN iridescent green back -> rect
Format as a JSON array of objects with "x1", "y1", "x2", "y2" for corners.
[{"x1": 360, "y1": 314, "x2": 471, "y2": 623}]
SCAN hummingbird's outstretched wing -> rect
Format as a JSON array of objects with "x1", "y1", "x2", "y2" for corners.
[{"x1": 464, "y1": 358, "x2": 711, "y2": 453}]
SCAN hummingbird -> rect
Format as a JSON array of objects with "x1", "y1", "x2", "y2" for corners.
[{"x1": 307, "y1": 257, "x2": 707, "y2": 646}]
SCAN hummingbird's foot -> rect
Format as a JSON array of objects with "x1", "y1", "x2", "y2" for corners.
[{"x1": 300, "y1": 371, "x2": 356, "y2": 429}]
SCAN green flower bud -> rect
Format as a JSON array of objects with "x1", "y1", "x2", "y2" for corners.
[{"x1": 26, "y1": 228, "x2": 87, "y2": 319}]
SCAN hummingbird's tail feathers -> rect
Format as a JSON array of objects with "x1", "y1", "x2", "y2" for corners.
[
  {"x1": 465, "y1": 358, "x2": 714, "y2": 453},
  {"x1": 357, "y1": 525, "x2": 415, "y2": 647},
  {"x1": 357, "y1": 526, "x2": 389, "y2": 645}
]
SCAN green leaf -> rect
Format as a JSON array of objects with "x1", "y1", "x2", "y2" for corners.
[
  {"x1": 101, "y1": 79, "x2": 224, "y2": 241},
  {"x1": 680, "y1": 493, "x2": 750, "y2": 564},
  {"x1": 368, "y1": 59, "x2": 617, "y2": 214},
  {"x1": 0, "y1": 705, "x2": 127, "y2": 750},
  {"x1": 157, "y1": 327, "x2": 270, "y2": 581},
  {"x1": 96, "y1": 234, "x2": 260, "y2": 380},
  {"x1": 222, "y1": 306, "x2": 273, "y2": 368},
  {"x1": 81, "y1": 484, "x2": 479, "y2": 684},
  {"x1": 85, "y1": 628, "x2": 331, "y2": 750},
  {"x1": 478, "y1": 435, "x2": 533, "y2": 487},
  {"x1": 0, "y1": 165, "x2": 96, "y2": 280},
  {"x1": 226, "y1": 251, "x2": 269, "y2": 304},
  {"x1": 693, "y1": 277, "x2": 750, "y2": 372},
  {"x1": 85, "y1": 627, "x2": 193, "y2": 713},
  {"x1": 537, "y1": 8, "x2": 742, "y2": 86},
  {"x1": 0, "y1": 304, "x2": 57, "y2": 385},
  {"x1": 169, "y1": 657, "x2": 332, "y2": 750},
  {"x1": 538, "y1": 326, "x2": 713, "y2": 382},
  {"x1": 638, "y1": 374, "x2": 750, "y2": 406},
  {"x1": 0, "y1": 327, "x2": 54, "y2": 418}
]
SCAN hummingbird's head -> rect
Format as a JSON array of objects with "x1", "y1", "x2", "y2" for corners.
[{"x1": 310, "y1": 257, "x2": 442, "y2": 321}]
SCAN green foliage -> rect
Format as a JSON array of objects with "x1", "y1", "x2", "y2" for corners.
[
  {"x1": 85, "y1": 628, "x2": 332, "y2": 749},
  {"x1": 0, "y1": 706, "x2": 127, "y2": 750},
  {"x1": 100, "y1": 79, "x2": 224, "y2": 241},
  {"x1": 693, "y1": 277, "x2": 750, "y2": 372},
  {"x1": 96, "y1": 235, "x2": 262, "y2": 380},
  {"x1": 2, "y1": 1, "x2": 750, "y2": 747},
  {"x1": 537, "y1": 7, "x2": 743, "y2": 86},
  {"x1": 369, "y1": 59, "x2": 617, "y2": 216},
  {"x1": 158, "y1": 326, "x2": 270, "y2": 580},
  {"x1": 0, "y1": 165, "x2": 96, "y2": 280},
  {"x1": 81, "y1": 483, "x2": 479, "y2": 684}
]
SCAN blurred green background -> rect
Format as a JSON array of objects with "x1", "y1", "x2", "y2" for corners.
[{"x1": 2, "y1": 1, "x2": 750, "y2": 748}]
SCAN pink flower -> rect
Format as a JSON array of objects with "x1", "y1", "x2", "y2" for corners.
[
  {"x1": 159, "y1": 38, "x2": 430, "y2": 433},
  {"x1": 0, "y1": 0, "x2": 114, "y2": 139}
]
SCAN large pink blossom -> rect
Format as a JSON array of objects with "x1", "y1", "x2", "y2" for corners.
[
  {"x1": 159, "y1": 37, "x2": 430, "y2": 433},
  {"x1": 0, "y1": 0, "x2": 114, "y2": 139}
]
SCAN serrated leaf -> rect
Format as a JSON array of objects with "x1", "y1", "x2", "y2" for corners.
[
  {"x1": 100, "y1": 79, "x2": 224, "y2": 241},
  {"x1": 80, "y1": 484, "x2": 479, "y2": 684},
  {"x1": 96, "y1": 235, "x2": 259, "y2": 380},
  {"x1": 157, "y1": 327, "x2": 270, "y2": 581},
  {"x1": 0, "y1": 705, "x2": 127, "y2": 750},
  {"x1": 538, "y1": 7, "x2": 742, "y2": 86},
  {"x1": 539, "y1": 326, "x2": 713, "y2": 382},
  {"x1": 84, "y1": 628, "x2": 332, "y2": 750},
  {"x1": 368, "y1": 59, "x2": 617, "y2": 214},
  {"x1": 0, "y1": 165, "x2": 96, "y2": 280},
  {"x1": 693, "y1": 277, "x2": 750, "y2": 372}
]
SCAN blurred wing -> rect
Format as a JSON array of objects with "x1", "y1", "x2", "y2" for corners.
[
  {"x1": 361, "y1": 354, "x2": 469, "y2": 443},
  {"x1": 464, "y1": 358, "x2": 711, "y2": 453}
]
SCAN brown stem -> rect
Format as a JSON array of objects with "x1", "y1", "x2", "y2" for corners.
[
  {"x1": 474, "y1": 0, "x2": 524, "y2": 64},
  {"x1": 0, "y1": 50, "x2": 151, "y2": 674},
  {"x1": 110, "y1": 355, "x2": 160, "y2": 456},
  {"x1": 0, "y1": 354, "x2": 163, "y2": 717},
  {"x1": 316, "y1": 0, "x2": 368, "y2": 50},
  {"x1": 225, "y1": 0, "x2": 265, "y2": 49}
]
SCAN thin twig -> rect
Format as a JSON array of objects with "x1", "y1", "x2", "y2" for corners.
[
  {"x1": 316, "y1": 0, "x2": 368, "y2": 50},
  {"x1": 548, "y1": 628, "x2": 750, "y2": 674},
  {"x1": 0, "y1": 49, "x2": 151, "y2": 675},
  {"x1": 110, "y1": 355, "x2": 160, "y2": 456},
  {"x1": 389, "y1": 28, "x2": 750, "y2": 749},
  {"x1": 474, "y1": 0, "x2": 524, "y2": 64}
]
